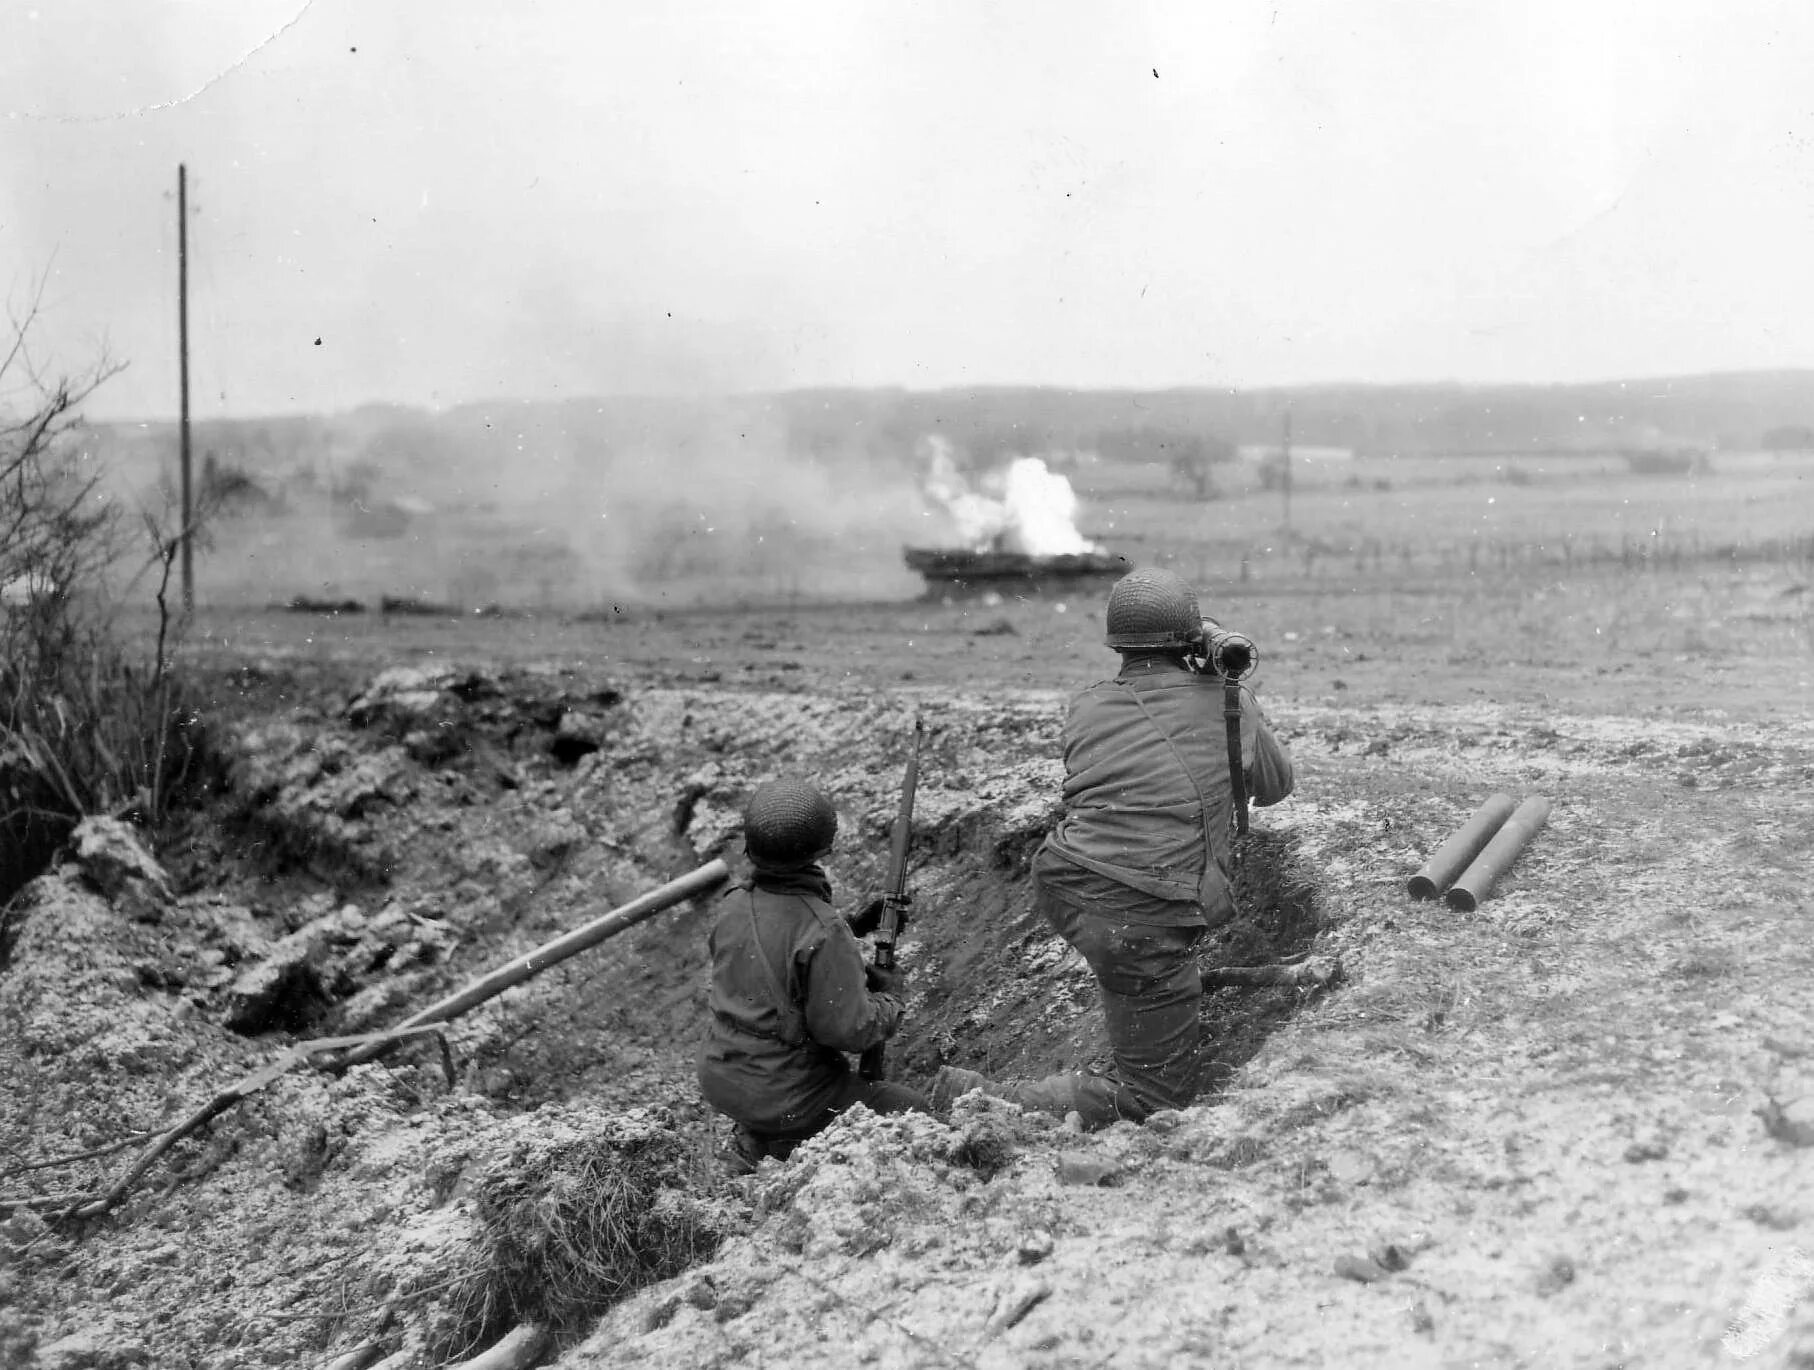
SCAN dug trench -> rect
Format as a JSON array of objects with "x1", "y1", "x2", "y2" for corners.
[{"x1": 0, "y1": 661, "x2": 1331, "y2": 1366}]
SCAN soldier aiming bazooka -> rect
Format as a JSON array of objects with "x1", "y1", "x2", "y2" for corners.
[
  {"x1": 934, "y1": 566, "x2": 1296, "y2": 1127},
  {"x1": 698, "y1": 777, "x2": 930, "y2": 1174}
]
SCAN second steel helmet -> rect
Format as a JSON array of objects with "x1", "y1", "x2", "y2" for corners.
[
  {"x1": 1103, "y1": 567, "x2": 1203, "y2": 652},
  {"x1": 742, "y1": 777, "x2": 838, "y2": 868}
]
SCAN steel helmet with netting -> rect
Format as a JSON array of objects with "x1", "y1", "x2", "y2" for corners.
[
  {"x1": 742, "y1": 777, "x2": 838, "y2": 868},
  {"x1": 1102, "y1": 567, "x2": 1204, "y2": 652}
]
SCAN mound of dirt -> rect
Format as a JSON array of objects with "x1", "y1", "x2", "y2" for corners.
[
  {"x1": 8, "y1": 638, "x2": 1812, "y2": 1366},
  {"x1": 2, "y1": 664, "x2": 1330, "y2": 1367}
]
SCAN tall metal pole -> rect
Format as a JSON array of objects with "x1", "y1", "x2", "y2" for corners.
[
  {"x1": 178, "y1": 164, "x2": 194, "y2": 611},
  {"x1": 1281, "y1": 409, "x2": 1293, "y2": 531}
]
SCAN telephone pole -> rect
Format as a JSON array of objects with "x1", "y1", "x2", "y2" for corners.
[{"x1": 178, "y1": 164, "x2": 194, "y2": 611}]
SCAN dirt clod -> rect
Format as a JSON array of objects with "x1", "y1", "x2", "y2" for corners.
[
  {"x1": 1741, "y1": 1203, "x2": 1800, "y2": 1230},
  {"x1": 1326, "y1": 1147, "x2": 1377, "y2": 1185},
  {"x1": 1535, "y1": 1255, "x2": 1577, "y2": 1297},
  {"x1": 1055, "y1": 1151, "x2": 1121, "y2": 1187},
  {"x1": 1017, "y1": 1229, "x2": 1056, "y2": 1264},
  {"x1": 985, "y1": 1276, "x2": 1051, "y2": 1336},
  {"x1": 1332, "y1": 1254, "x2": 1392, "y2": 1284},
  {"x1": 70, "y1": 818, "x2": 171, "y2": 924},
  {"x1": 1757, "y1": 1097, "x2": 1814, "y2": 1148},
  {"x1": 551, "y1": 713, "x2": 607, "y2": 766},
  {"x1": 1369, "y1": 1242, "x2": 1410, "y2": 1273}
]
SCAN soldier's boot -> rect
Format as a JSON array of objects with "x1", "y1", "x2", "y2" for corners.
[
  {"x1": 1007, "y1": 1074, "x2": 1086, "y2": 1118},
  {"x1": 720, "y1": 1126, "x2": 767, "y2": 1178},
  {"x1": 1005, "y1": 1073, "x2": 1138, "y2": 1130}
]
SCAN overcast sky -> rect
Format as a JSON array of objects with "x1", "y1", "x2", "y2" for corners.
[{"x1": 4, "y1": 1, "x2": 1813, "y2": 419}]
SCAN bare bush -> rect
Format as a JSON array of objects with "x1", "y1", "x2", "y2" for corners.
[{"x1": 0, "y1": 299, "x2": 212, "y2": 901}]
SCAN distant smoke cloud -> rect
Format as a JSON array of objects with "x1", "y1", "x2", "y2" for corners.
[{"x1": 85, "y1": 397, "x2": 929, "y2": 608}]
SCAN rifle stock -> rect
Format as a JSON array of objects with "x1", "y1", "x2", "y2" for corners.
[{"x1": 859, "y1": 716, "x2": 924, "y2": 1082}]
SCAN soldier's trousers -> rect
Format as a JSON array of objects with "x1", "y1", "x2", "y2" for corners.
[{"x1": 1028, "y1": 885, "x2": 1205, "y2": 1128}]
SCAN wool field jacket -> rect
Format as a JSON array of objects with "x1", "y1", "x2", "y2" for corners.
[
  {"x1": 1043, "y1": 663, "x2": 1295, "y2": 919},
  {"x1": 697, "y1": 881, "x2": 904, "y2": 1134}
]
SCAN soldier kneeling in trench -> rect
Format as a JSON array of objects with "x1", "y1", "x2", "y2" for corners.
[
  {"x1": 933, "y1": 567, "x2": 1295, "y2": 1130},
  {"x1": 699, "y1": 776, "x2": 930, "y2": 1174}
]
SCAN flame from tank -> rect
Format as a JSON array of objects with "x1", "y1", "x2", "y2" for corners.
[{"x1": 920, "y1": 437, "x2": 1100, "y2": 556}]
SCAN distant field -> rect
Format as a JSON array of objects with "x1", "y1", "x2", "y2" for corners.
[
  {"x1": 1080, "y1": 451, "x2": 1814, "y2": 585},
  {"x1": 112, "y1": 435, "x2": 1811, "y2": 616},
  {"x1": 155, "y1": 438, "x2": 1809, "y2": 724},
  {"x1": 159, "y1": 549, "x2": 1808, "y2": 732}
]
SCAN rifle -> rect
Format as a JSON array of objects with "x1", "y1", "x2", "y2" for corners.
[{"x1": 858, "y1": 715, "x2": 924, "y2": 1082}]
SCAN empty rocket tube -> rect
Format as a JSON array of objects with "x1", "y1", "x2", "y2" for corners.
[
  {"x1": 1445, "y1": 796, "x2": 1551, "y2": 911},
  {"x1": 1406, "y1": 793, "x2": 1516, "y2": 899}
]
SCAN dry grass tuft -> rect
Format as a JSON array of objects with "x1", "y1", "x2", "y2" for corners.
[
  {"x1": 946, "y1": 1113, "x2": 1019, "y2": 1179},
  {"x1": 428, "y1": 1106, "x2": 737, "y2": 1361}
]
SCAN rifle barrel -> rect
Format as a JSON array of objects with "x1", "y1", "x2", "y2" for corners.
[
  {"x1": 860, "y1": 718, "x2": 924, "y2": 1082},
  {"x1": 887, "y1": 724, "x2": 923, "y2": 901}
]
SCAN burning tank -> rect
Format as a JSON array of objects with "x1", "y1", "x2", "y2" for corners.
[
  {"x1": 904, "y1": 442, "x2": 1128, "y2": 597},
  {"x1": 903, "y1": 542, "x2": 1129, "y2": 596}
]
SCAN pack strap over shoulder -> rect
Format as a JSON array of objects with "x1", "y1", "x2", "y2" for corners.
[
  {"x1": 1123, "y1": 682, "x2": 1223, "y2": 897},
  {"x1": 744, "y1": 894, "x2": 808, "y2": 1046}
]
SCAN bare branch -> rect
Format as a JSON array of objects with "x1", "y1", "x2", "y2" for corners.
[{"x1": 0, "y1": 268, "x2": 52, "y2": 383}]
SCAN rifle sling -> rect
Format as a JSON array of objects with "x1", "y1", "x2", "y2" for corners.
[{"x1": 1225, "y1": 677, "x2": 1249, "y2": 837}]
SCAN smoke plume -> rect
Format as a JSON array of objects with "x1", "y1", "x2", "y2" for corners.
[{"x1": 918, "y1": 435, "x2": 1101, "y2": 556}]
